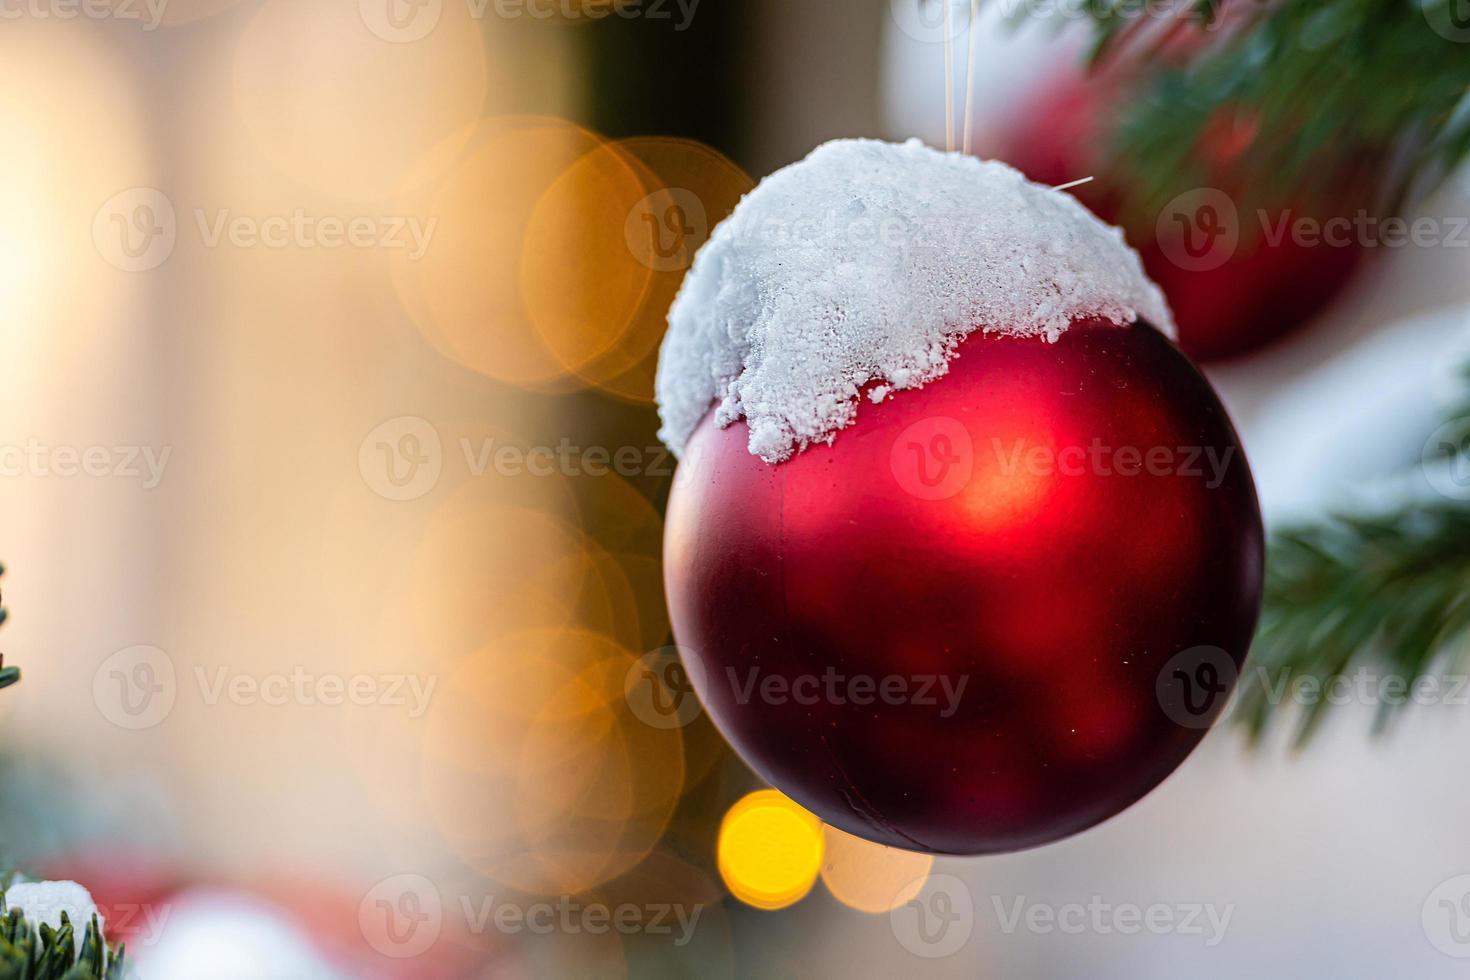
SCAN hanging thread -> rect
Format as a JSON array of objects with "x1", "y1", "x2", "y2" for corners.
[
  {"x1": 963, "y1": 0, "x2": 979, "y2": 154},
  {"x1": 943, "y1": 0, "x2": 955, "y2": 152}
]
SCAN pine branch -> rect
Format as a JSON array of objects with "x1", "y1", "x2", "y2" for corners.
[
  {"x1": 0, "y1": 906, "x2": 125, "y2": 980},
  {"x1": 1235, "y1": 501, "x2": 1470, "y2": 744},
  {"x1": 1235, "y1": 359, "x2": 1470, "y2": 744},
  {"x1": 1064, "y1": 0, "x2": 1470, "y2": 215}
]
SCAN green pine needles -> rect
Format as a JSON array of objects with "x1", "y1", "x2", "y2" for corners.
[
  {"x1": 1059, "y1": 0, "x2": 1470, "y2": 215},
  {"x1": 1237, "y1": 502, "x2": 1470, "y2": 744},
  {"x1": 1228, "y1": 359, "x2": 1470, "y2": 743},
  {"x1": 0, "y1": 905, "x2": 124, "y2": 980}
]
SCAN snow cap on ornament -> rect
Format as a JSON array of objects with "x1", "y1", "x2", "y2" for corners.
[{"x1": 655, "y1": 138, "x2": 1174, "y2": 464}]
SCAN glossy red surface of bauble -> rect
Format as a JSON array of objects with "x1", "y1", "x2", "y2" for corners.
[
  {"x1": 999, "y1": 72, "x2": 1367, "y2": 362},
  {"x1": 663, "y1": 320, "x2": 1264, "y2": 854}
]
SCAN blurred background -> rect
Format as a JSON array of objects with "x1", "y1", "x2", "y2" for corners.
[{"x1": 2, "y1": 0, "x2": 1470, "y2": 977}]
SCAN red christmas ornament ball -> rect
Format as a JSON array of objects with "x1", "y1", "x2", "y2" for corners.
[{"x1": 664, "y1": 319, "x2": 1264, "y2": 854}]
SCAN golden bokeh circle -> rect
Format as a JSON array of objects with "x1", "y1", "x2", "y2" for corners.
[
  {"x1": 564, "y1": 137, "x2": 754, "y2": 403},
  {"x1": 421, "y1": 629, "x2": 684, "y2": 896},
  {"x1": 566, "y1": 469, "x2": 671, "y2": 651},
  {"x1": 717, "y1": 790, "x2": 825, "y2": 911},
  {"x1": 572, "y1": 467, "x2": 664, "y2": 558},
  {"x1": 392, "y1": 118, "x2": 654, "y2": 387},
  {"x1": 569, "y1": 543, "x2": 643, "y2": 653},
  {"x1": 819, "y1": 825, "x2": 934, "y2": 914},
  {"x1": 408, "y1": 485, "x2": 589, "y2": 657},
  {"x1": 614, "y1": 553, "x2": 671, "y2": 653}
]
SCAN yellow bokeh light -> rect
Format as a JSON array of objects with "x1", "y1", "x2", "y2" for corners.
[
  {"x1": 391, "y1": 117, "x2": 653, "y2": 388},
  {"x1": 717, "y1": 791, "x2": 825, "y2": 911},
  {"x1": 409, "y1": 486, "x2": 588, "y2": 656},
  {"x1": 563, "y1": 137, "x2": 754, "y2": 403},
  {"x1": 819, "y1": 825, "x2": 934, "y2": 914},
  {"x1": 420, "y1": 629, "x2": 684, "y2": 896}
]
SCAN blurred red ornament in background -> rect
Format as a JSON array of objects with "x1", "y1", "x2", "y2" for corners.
[
  {"x1": 1000, "y1": 71, "x2": 1368, "y2": 362},
  {"x1": 40, "y1": 851, "x2": 188, "y2": 948},
  {"x1": 664, "y1": 321, "x2": 1264, "y2": 854},
  {"x1": 42, "y1": 854, "x2": 486, "y2": 979}
]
